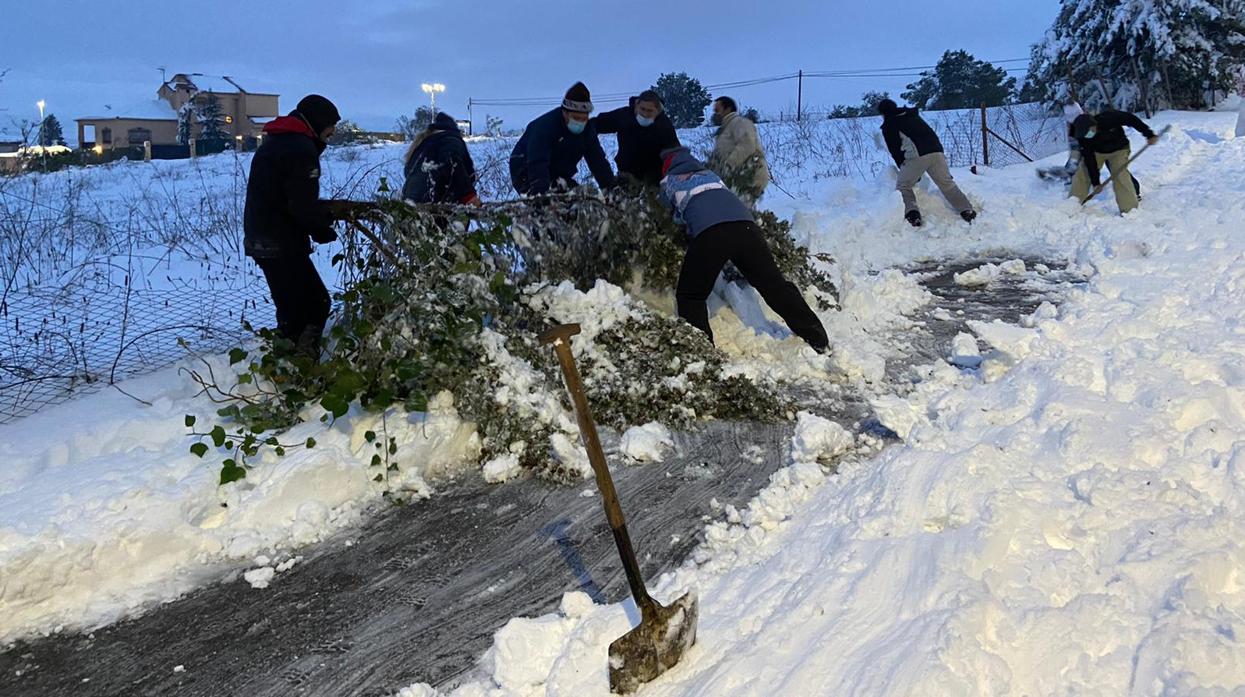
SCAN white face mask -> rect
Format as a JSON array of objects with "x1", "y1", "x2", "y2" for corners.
[{"x1": 636, "y1": 113, "x2": 655, "y2": 127}]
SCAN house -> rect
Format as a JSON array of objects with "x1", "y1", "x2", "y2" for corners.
[{"x1": 75, "y1": 73, "x2": 280, "y2": 150}]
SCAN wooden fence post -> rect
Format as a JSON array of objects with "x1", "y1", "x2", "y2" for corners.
[
  {"x1": 189, "y1": 138, "x2": 197, "y2": 159},
  {"x1": 980, "y1": 103, "x2": 990, "y2": 167},
  {"x1": 144, "y1": 140, "x2": 152, "y2": 161}
]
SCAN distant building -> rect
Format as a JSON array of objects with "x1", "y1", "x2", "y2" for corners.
[{"x1": 75, "y1": 73, "x2": 279, "y2": 150}]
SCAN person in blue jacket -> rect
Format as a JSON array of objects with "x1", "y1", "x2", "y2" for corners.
[
  {"x1": 509, "y1": 82, "x2": 616, "y2": 195},
  {"x1": 658, "y1": 146, "x2": 828, "y2": 353},
  {"x1": 401, "y1": 112, "x2": 480, "y2": 205}
]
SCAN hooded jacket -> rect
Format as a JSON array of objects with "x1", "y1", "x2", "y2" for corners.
[
  {"x1": 402, "y1": 113, "x2": 478, "y2": 204},
  {"x1": 659, "y1": 148, "x2": 753, "y2": 238},
  {"x1": 509, "y1": 107, "x2": 615, "y2": 195},
  {"x1": 709, "y1": 111, "x2": 770, "y2": 191},
  {"x1": 1072, "y1": 110, "x2": 1156, "y2": 187},
  {"x1": 592, "y1": 97, "x2": 679, "y2": 185},
  {"x1": 880, "y1": 107, "x2": 943, "y2": 167},
  {"x1": 243, "y1": 113, "x2": 335, "y2": 258}
]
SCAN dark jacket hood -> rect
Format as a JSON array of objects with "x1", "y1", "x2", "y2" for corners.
[
  {"x1": 430, "y1": 112, "x2": 461, "y2": 134},
  {"x1": 1072, "y1": 113, "x2": 1097, "y2": 139}
]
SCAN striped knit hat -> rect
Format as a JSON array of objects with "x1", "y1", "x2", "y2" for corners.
[{"x1": 562, "y1": 82, "x2": 594, "y2": 114}]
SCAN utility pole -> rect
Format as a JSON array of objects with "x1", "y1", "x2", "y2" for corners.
[
  {"x1": 467, "y1": 98, "x2": 473, "y2": 135},
  {"x1": 797, "y1": 70, "x2": 803, "y2": 122}
]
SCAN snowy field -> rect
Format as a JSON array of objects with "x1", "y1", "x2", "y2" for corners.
[{"x1": 3, "y1": 106, "x2": 1244, "y2": 695}]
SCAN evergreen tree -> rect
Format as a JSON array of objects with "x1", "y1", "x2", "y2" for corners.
[
  {"x1": 651, "y1": 72, "x2": 712, "y2": 128},
  {"x1": 828, "y1": 90, "x2": 892, "y2": 119},
  {"x1": 196, "y1": 92, "x2": 228, "y2": 143},
  {"x1": 396, "y1": 106, "x2": 437, "y2": 140},
  {"x1": 177, "y1": 101, "x2": 194, "y2": 145},
  {"x1": 38, "y1": 114, "x2": 65, "y2": 146},
  {"x1": 901, "y1": 50, "x2": 1016, "y2": 110},
  {"x1": 1025, "y1": 0, "x2": 1245, "y2": 111}
]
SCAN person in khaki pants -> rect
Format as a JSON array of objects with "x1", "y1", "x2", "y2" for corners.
[
  {"x1": 1069, "y1": 110, "x2": 1158, "y2": 214},
  {"x1": 708, "y1": 96, "x2": 770, "y2": 206},
  {"x1": 878, "y1": 99, "x2": 976, "y2": 227}
]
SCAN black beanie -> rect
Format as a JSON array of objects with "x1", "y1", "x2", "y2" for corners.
[
  {"x1": 296, "y1": 94, "x2": 341, "y2": 133},
  {"x1": 562, "y1": 82, "x2": 594, "y2": 114},
  {"x1": 877, "y1": 99, "x2": 898, "y2": 116}
]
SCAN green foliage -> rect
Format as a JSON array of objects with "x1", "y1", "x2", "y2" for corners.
[
  {"x1": 187, "y1": 188, "x2": 834, "y2": 486},
  {"x1": 652, "y1": 72, "x2": 713, "y2": 128},
  {"x1": 901, "y1": 50, "x2": 1016, "y2": 110},
  {"x1": 196, "y1": 92, "x2": 229, "y2": 143},
  {"x1": 37, "y1": 114, "x2": 65, "y2": 146},
  {"x1": 396, "y1": 107, "x2": 437, "y2": 140},
  {"x1": 828, "y1": 91, "x2": 892, "y2": 120}
]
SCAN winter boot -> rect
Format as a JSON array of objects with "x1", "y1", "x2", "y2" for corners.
[
  {"x1": 960, "y1": 209, "x2": 977, "y2": 224},
  {"x1": 905, "y1": 210, "x2": 923, "y2": 228}
]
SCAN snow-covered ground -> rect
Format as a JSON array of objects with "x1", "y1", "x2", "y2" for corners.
[
  {"x1": 3, "y1": 107, "x2": 1244, "y2": 696},
  {"x1": 391, "y1": 109, "x2": 1245, "y2": 695}
]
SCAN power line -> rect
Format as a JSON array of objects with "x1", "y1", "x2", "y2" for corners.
[{"x1": 469, "y1": 58, "x2": 1030, "y2": 107}]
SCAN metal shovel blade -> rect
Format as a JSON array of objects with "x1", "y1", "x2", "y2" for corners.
[{"x1": 608, "y1": 591, "x2": 699, "y2": 694}]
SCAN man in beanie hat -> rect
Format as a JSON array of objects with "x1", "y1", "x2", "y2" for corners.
[
  {"x1": 878, "y1": 98, "x2": 976, "y2": 227},
  {"x1": 509, "y1": 81, "x2": 615, "y2": 195},
  {"x1": 592, "y1": 89, "x2": 678, "y2": 186},
  {"x1": 243, "y1": 93, "x2": 342, "y2": 358},
  {"x1": 658, "y1": 145, "x2": 829, "y2": 354}
]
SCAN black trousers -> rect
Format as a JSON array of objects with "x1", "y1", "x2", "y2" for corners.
[
  {"x1": 254, "y1": 255, "x2": 331, "y2": 355},
  {"x1": 676, "y1": 221, "x2": 828, "y2": 349}
]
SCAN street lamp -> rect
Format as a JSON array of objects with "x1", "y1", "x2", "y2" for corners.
[
  {"x1": 36, "y1": 100, "x2": 46, "y2": 146},
  {"x1": 421, "y1": 83, "x2": 446, "y2": 111}
]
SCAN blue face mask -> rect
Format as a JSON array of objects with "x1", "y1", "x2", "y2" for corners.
[
  {"x1": 1085, "y1": 128, "x2": 1097, "y2": 139},
  {"x1": 567, "y1": 118, "x2": 586, "y2": 135},
  {"x1": 636, "y1": 113, "x2": 655, "y2": 127}
]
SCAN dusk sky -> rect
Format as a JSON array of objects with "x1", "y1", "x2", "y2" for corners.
[{"x1": 1, "y1": 0, "x2": 1059, "y2": 137}]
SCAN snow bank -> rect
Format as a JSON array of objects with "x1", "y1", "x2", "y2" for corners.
[
  {"x1": 415, "y1": 109, "x2": 1245, "y2": 696},
  {"x1": 0, "y1": 362, "x2": 480, "y2": 643}
]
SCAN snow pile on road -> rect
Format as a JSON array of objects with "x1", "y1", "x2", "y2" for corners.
[
  {"x1": 619, "y1": 422, "x2": 674, "y2": 463},
  {"x1": 0, "y1": 363, "x2": 481, "y2": 643},
  {"x1": 405, "y1": 110, "x2": 1245, "y2": 695}
]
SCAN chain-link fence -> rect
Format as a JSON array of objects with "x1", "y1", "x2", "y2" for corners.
[
  {"x1": 0, "y1": 284, "x2": 273, "y2": 422},
  {"x1": 0, "y1": 103, "x2": 1063, "y2": 424}
]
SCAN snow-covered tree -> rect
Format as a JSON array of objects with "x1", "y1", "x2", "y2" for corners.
[
  {"x1": 901, "y1": 51, "x2": 1016, "y2": 110},
  {"x1": 177, "y1": 101, "x2": 194, "y2": 145},
  {"x1": 37, "y1": 114, "x2": 65, "y2": 146},
  {"x1": 396, "y1": 106, "x2": 436, "y2": 140},
  {"x1": 196, "y1": 92, "x2": 228, "y2": 142},
  {"x1": 1025, "y1": 0, "x2": 1245, "y2": 112}
]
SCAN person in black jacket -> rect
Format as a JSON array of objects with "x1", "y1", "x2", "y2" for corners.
[
  {"x1": 1069, "y1": 110, "x2": 1159, "y2": 214},
  {"x1": 509, "y1": 82, "x2": 615, "y2": 195},
  {"x1": 592, "y1": 90, "x2": 678, "y2": 186},
  {"x1": 401, "y1": 112, "x2": 480, "y2": 205},
  {"x1": 878, "y1": 99, "x2": 976, "y2": 227},
  {"x1": 243, "y1": 94, "x2": 341, "y2": 358}
]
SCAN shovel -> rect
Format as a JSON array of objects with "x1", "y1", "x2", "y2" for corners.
[
  {"x1": 538, "y1": 323, "x2": 698, "y2": 694},
  {"x1": 1080, "y1": 124, "x2": 1172, "y2": 205}
]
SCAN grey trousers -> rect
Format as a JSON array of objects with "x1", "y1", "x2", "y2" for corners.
[{"x1": 897, "y1": 153, "x2": 973, "y2": 214}]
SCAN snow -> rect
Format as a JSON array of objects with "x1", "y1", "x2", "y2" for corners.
[
  {"x1": 387, "y1": 108, "x2": 1245, "y2": 695},
  {"x1": 5, "y1": 105, "x2": 1245, "y2": 696},
  {"x1": 79, "y1": 99, "x2": 178, "y2": 122},
  {"x1": 618, "y1": 422, "x2": 674, "y2": 463}
]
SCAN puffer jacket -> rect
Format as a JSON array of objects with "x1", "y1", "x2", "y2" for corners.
[
  {"x1": 709, "y1": 112, "x2": 770, "y2": 193},
  {"x1": 659, "y1": 147, "x2": 753, "y2": 238}
]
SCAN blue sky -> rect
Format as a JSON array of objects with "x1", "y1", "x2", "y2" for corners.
[{"x1": 0, "y1": 0, "x2": 1059, "y2": 136}]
